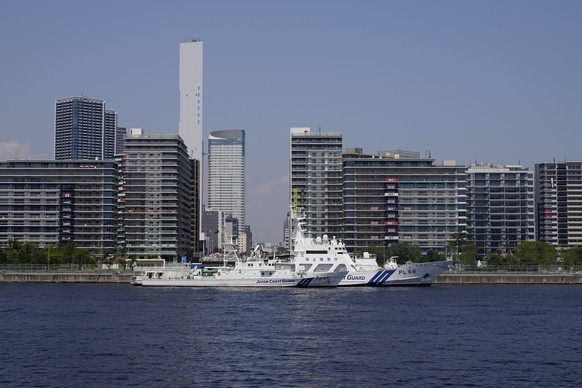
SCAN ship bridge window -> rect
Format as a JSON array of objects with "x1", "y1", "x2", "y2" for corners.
[
  {"x1": 300, "y1": 264, "x2": 313, "y2": 272},
  {"x1": 314, "y1": 264, "x2": 333, "y2": 272},
  {"x1": 306, "y1": 250, "x2": 328, "y2": 254}
]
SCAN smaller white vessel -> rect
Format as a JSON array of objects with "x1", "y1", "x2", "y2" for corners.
[{"x1": 132, "y1": 239, "x2": 347, "y2": 288}]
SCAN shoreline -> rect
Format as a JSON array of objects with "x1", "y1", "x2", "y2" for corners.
[
  {"x1": 0, "y1": 272, "x2": 133, "y2": 283},
  {"x1": 435, "y1": 271, "x2": 582, "y2": 284},
  {"x1": 2, "y1": 271, "x2": 582, "y2": 284}
]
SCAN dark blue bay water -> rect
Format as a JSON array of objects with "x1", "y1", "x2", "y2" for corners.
[{"x1": 1, "y1": 284, "x2": 581, "y2": 387}]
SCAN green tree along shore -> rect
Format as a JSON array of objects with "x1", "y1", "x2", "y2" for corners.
[
  {"x1": 363, "y1": 240, "x2": 582, "y2": 269},
  {"x1": 3, "y1": 238, "x2": 582, "y2": 270},
  {"x1": 0, "y1": 240, "x2": 95, "y2": 266}
]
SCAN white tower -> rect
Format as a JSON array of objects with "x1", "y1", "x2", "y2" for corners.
[{"x1": 179, "y1": 39, "x2": 203, "y2": 160}]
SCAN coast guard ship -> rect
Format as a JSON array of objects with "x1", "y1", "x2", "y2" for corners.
[{"x1": 289, "y1": 209, "x2": 449, "y2": 286}]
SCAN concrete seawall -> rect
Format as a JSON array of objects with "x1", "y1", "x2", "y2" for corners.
[
  {"x1": 0, "y1": 272, "x2": 133, "y2": 283},
  {"x1": 436, "y1": 272, "x2": 582, "y2": 284}
]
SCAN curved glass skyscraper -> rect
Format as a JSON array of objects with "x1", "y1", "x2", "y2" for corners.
[{"x1": 207, "y1": 130, "x2": 245, "y2": 234}]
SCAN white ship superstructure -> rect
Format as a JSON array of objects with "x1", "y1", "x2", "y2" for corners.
[
  {"x1": 133, "y1": 237, "x2": 346, "y2": 288},
  {"x1": 290, "y1": 209, "x2": 449, "y2": 286}
]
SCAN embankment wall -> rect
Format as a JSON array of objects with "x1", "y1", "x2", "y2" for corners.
[
  {"x1": 436, "y1": 272, "x2": 582, "y2": 284},
  {"x1": 0, "y1": 272, "x2": 133, "y2": 283}
]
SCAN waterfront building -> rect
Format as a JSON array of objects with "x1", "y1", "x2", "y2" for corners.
[
  {"x1": 54, "y1": 97, "x2": 118, "y2": 160},
  {"x1": 290, "y1": 127, "x2": 343, "y2": 238},
  {"x1": 342, "y1": 148, "x2": 466, "y2": 254},
  {"x1": 115, "y1": 154, "x2": 127, "y2": 257},
  {"x1": 0, "y1": 160, "x2": 118, "y2": 255},
  {"x1": 535, "y1": 161, "x2": 582, "y2": 248},
  {"x1": 207, "y1": 129, "x2": 245, "y2": 234},
  {"x1": 120, "y1": 129, "x2": 194, "y2": 261},
  {"x1": 465, "y1": 164, "x2": 534, "y2": 258}
]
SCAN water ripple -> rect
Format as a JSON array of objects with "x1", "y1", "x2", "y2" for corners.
[{"x1": 0, "y1": 284, "x2": 581, "y2": 387}]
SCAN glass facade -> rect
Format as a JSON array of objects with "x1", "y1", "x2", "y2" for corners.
[{"x1": 207, "y1": 130, "x2": 245, "y2": 237}]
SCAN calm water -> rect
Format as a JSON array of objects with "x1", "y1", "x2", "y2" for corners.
[{"x1": 1, "y1": 284, "x2": 581, "y2": 387}]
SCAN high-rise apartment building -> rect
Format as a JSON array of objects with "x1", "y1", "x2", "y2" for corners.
[
  {"x1": 179, "y1": 40, "x2": 203, "y2": 161},
  {"x1": 0, "y1": 160, "x2": 118, "y2": 255},
  {"x1": 535, "y1": 161, "x2": 582, "y2": 248},
  {"x1": 54, "y1": 97, "x2": 118, "y2": 160},
  {"x1": 207, "y1": 130, "x2": 245, "y2": 235},
  {"x1": 115, "y1": 127, "x2": 128, "y2": 155},
  {"x1": 120, "y1": 129, "x2": 194, "y2": 261},
  {"x1": 104, "y1": 110, "x2": 117, "y2": 159},
  {"x1": 342, "y1": 148, "x2": 466, "y2": 254},
  {"x1": 466, "y1": 164, "x2": 534, "y2": 258},
  {"x1": 290, "y1": 127, "x2": 344, "y2": 238}
]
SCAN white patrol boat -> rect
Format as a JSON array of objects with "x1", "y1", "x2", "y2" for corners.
[
  {"x1": 290, "y1": 209, "x2": 450, "y2": 286},
  {"x1": 132, "y1": 240, "x2": 347, "y2": 288}
]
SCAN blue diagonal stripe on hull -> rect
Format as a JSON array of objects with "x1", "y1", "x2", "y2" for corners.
[
  {"x1": 368, "y1": 270, "x2": 385, "y2": 285},
  {"x1": 378, "y1": 270, "x2": 395, "y2": 284}
]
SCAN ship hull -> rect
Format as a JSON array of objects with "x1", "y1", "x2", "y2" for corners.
[
  {"x1": 133, "y1": 271, "x2": 346, "y2": 288},
  {"x1": 339, "y1": 261, "x2": 450, "y2": 286}
]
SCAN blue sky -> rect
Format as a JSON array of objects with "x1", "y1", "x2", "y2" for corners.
[{"x1": 1, "y1": 1, "x2": 581, "y2": 243}]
